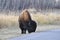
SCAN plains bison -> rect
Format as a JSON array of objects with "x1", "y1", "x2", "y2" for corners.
[{"x1": 18, "y1": 9, "x2": 37, "y2": 34}]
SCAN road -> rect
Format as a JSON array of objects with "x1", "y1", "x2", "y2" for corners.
[{"x1": 0, "y1": 25, "x2": 60, "y2": 40}]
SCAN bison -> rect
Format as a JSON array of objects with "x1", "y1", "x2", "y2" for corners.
[{"x1": 18, "y1": 9, "x2": 37, "y2": 34}]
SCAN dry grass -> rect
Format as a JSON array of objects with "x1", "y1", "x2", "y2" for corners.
[
  {"x1": 31, "y1": 13, "x2": 60, "y2": 25},
  {"x1": 0, "y1": 15, "x2": 19, "y2": 28},
  {"x1": 0, "y1": 12, "x2": 60, "y2": 28}
]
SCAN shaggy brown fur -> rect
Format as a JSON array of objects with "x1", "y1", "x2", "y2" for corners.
[{"x1": 19, "y1": 9, "x2": 31, "y2": 22}]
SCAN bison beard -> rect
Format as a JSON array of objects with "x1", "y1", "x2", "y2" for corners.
[
  {"x1": 28, "y1": 20, "x2": 37, "y2": 33},
  {"x1": 18, "y1": 9, "x2": 37, "y2": 34}
]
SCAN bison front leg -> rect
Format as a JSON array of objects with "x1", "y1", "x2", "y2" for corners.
[
  {"x1": 19, "y1": 22, "x2": 26, "y2": 34},
  {"x1": 21, "y1": 29, "x2": 26, "y2": 34}
]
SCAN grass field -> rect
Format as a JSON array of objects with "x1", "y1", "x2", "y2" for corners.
[
  {"x1": 32, "y1": 13, "x2": 60, "y2": 25},
  {"x1": 0, "y1": 15, "x2": 18, "y2": 29},
  {"x1": 0, "y1": 12, "x2": 60, "y2": 28}
]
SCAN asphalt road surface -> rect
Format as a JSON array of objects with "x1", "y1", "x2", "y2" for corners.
[
  {"x1": 0, "y1": 25, "x2": 60, "y2": 40},
  {"x1": 9, "y1": 29, "x2": 60, "y2": 40}
]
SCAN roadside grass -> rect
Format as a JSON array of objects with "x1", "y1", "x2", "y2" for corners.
[{"x1": 0, "y1": 13, "x2": 60, "y2": 28}]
